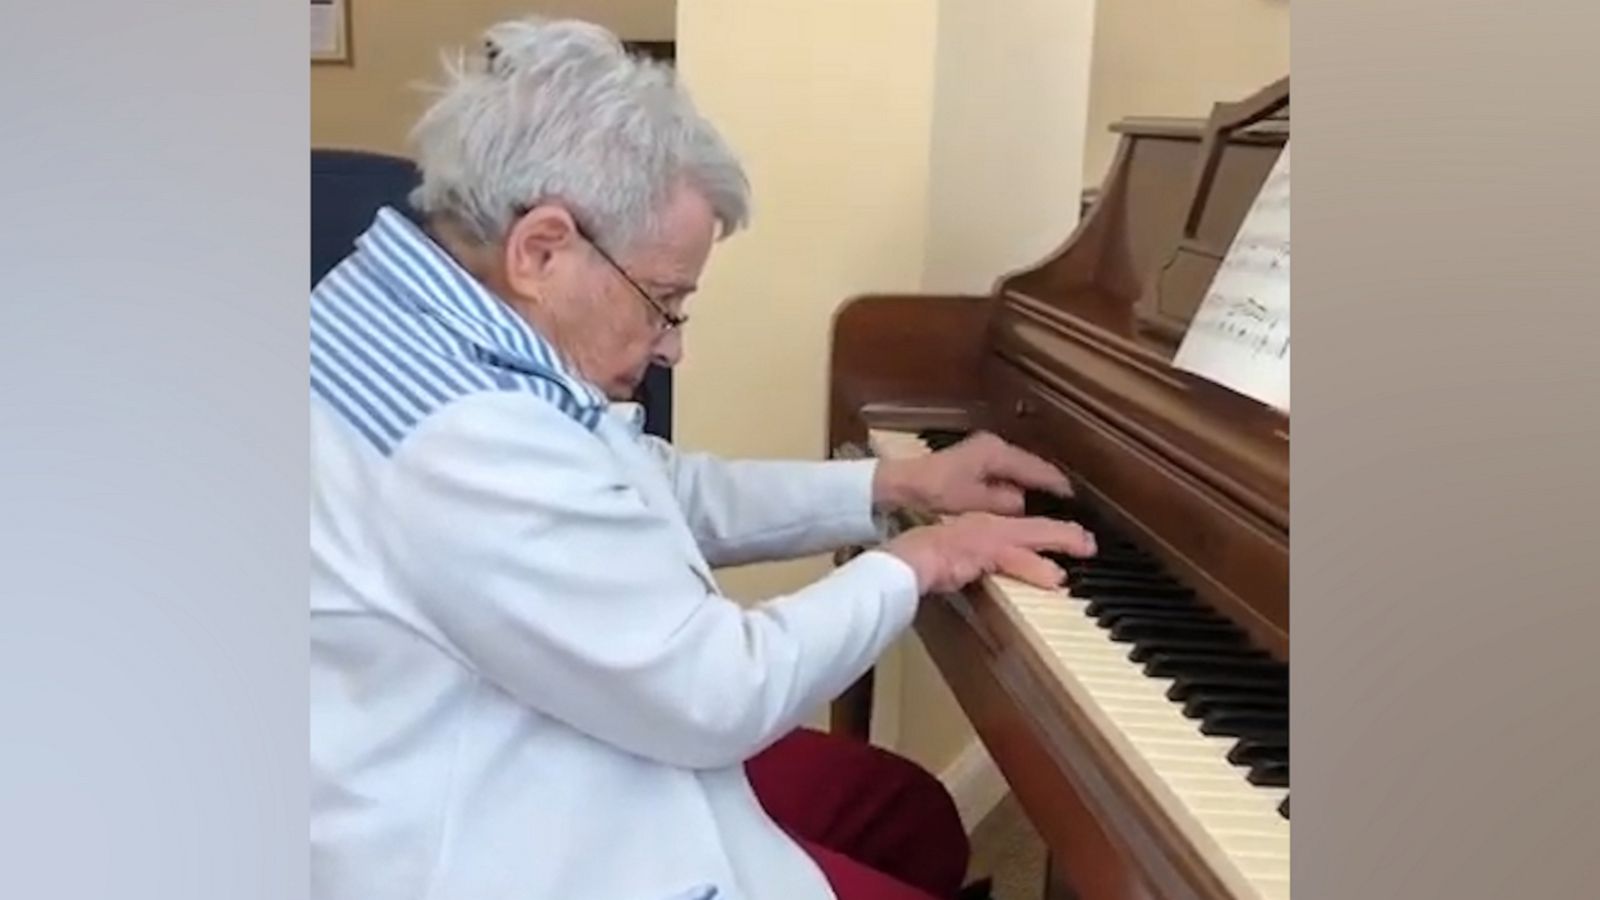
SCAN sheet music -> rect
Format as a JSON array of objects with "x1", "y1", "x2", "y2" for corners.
[{"x1": 1173, "y1": 142, "x2": 1291, "y2": 412}]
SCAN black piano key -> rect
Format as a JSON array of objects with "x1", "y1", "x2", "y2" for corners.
[
  {"x1": 1083, "y1": 594, "x2": 1201, "y2": 611},
  {"x1": 1065, "y1": 556, "x2": 1168, "y2": 576},
  {"x1": 1065, "y1": 560, "x2": 1163, "y2": 579},
  {"x1": 1084, "y1": 591, "x2": 1201, "y2": 609},
  {"x1": 1115, "y1": 632, "x2": 1254, "y2": 658},
  {"x1": 1071, "y1": 537, "x2": 1145, "y2": 552},
  {"x1": 1096, "y1": 614, "x2": 1209, "y2": 634},
  {"x1": 1096, "y1": 613, "x2": 1221, "y2": 635},
  {"x1": 1029, "y1": 502, "x2": 1086, "y2": 523},
  {"x1": 1183, "y1": 692, "x2": 1288, "y2": 720},
  {"x1": 1060, "y1": 535, "x2": 1143, "y2": 554},
  {"x1": 1213, "y1": 727, "x2": 1291, "y2": 750},
  {"x1": 1080, "y1": 536, "x2": 1146, "y2": 550},
  {"x1": 1062, "y1": 544, "x2": 1164, "y2": 563},
  {"x1": 1068, "y1": 565, "x2": 1173, "y2": 583},
  {"x1": 1069, "y1": 557, "x2": 1169, "y2": 573},
  {"x1": 1073, "y1": 563, "x2": 1171, "y2": 582},
  {"x1": 1153, "y1": 668, "x2": 1288, "y2": 696},
  {"x1": 1247, "y1": 761, "x2": 1290, "y2": 788},
  {"x1": 1099, "y1": 540, "x2": 1147, "y2": 555},
  {"x1": 1083, "y1": 595, "x2": 1199, "y2": 613},
  {"x1": 1109, "y1": 611, "x2": 1246, "y2": 631},
  {"x1": 1086, "y1": 595, "x2": 1195, "y2": 614},
  {"x1": 1128, "y1": 639, "x2": 1268, "y2": 664},
  {"x1": 1098, "y1": 614, "x2": 1231, "y2": 636},
  {"x1": 1109, "y1": 618, "x2": 1247, "y2": 643},
  {"x1": 917, "y1": 429, "x2": 970, "y2": 451},
  {"x1": 1167, "y1": 674, "x2": 1290, "y2": 702},
  {"x1": 1094, "y1": 608, "x2": 1224, "y2": 629},
  {"x1": 1279, "y1": 796, "x2": 1289, "y2": 819},
  {"x1": 1072, "y1": 583, "x2": 1195, "y2": 601},
  {"x1": 1069, "y1": 573, "x2": 1189, "y2": 593},
  {"x1": 1023, "y1": 490, "x2": 1102, "y2": 524},
  {"x1": 1075, "y1": 548, "x2": 1157, "y2": 566},
  {"x1": 1199, "y1": 711, "x2": 1289, "y2": 740},
  {"x1": 1070, "y1": 578, "x2": 1183, "y2": 598},
  {"x1": 1206, "y1": 708, "x2": 1289, "y2": 730},
  {"x1": 1227, "y1": 737, "x2": 1289, "y2": 768},
  {"x1": 1144, "y1": 654, "x2": 1288, "y2": 682}
]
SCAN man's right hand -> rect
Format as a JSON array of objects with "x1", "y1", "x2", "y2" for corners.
[{"x1": 883, "y1": 512, "x2": 1097, "y2": 595}]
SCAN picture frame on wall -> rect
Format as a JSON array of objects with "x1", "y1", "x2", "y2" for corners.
[{"x1": 311, "y1": 0, "x2": 351, "y2": 65}]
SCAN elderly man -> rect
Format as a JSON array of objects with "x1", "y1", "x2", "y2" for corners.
[{"x1": 310, "y1": 16, "x2": 1095, "y2": 900}]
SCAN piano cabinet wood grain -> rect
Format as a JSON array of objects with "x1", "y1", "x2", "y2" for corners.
[
  {"x1": 918, "y1": 592, "x2": 1158, "y2": 900},
  {"x1": 827, "y1": 293, "x2": 994, "y2": 453}
]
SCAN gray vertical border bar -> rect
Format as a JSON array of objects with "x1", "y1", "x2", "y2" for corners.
[
  {"x1": 0, "y1": 2, "x2": 307, "y2": 899},
  {"x1": 1300, "y1": 0, "x2": 1600, "y2": 897}
]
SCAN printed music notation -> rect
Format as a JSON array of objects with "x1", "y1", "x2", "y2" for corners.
[
  {"x1": 1188, "y1": 297, "x2": 1289, "y2": 359},
  {"x1": 1173, "y1": 142, "x2": 1291, "y2": 412}
]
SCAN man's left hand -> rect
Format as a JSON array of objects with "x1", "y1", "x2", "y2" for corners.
[{"x1": 873, "y1": 431, "x2": 1072, "y2": 517}]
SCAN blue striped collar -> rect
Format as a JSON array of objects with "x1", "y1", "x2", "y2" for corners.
[{"x1": 354, "y1": 206, "x2": 608, "y2": 412}]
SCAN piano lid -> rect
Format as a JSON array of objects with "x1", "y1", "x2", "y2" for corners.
[{"x1": 999, "y1": 77, "x2": 1289, "y2": 362}]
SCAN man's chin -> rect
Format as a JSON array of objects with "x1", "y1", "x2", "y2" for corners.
[{"x1": 603, "y1": 373, "x2": 646, "y2": 401}]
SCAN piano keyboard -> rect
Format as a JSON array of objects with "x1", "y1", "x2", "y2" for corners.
[{"x1": 868, "y1": 428, "x2": 1291, "y2": 900}]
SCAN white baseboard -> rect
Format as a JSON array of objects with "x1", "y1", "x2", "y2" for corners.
[{"x1": 938, "y1": 738, "x2": 1010, "y2": 833}]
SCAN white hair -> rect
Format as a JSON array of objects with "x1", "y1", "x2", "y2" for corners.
[{"x1": 407, "y1": 17, "x2": 750, "y2": 253}]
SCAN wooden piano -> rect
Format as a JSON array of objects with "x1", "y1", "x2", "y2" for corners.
[{"x1": 826, "y1": 78, "x2": 1291, "y2": 900}]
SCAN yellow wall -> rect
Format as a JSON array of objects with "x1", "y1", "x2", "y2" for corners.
[
  {"x1": 902, "y1": 0, "x2": 1098, "y2": 777},
  {"x1": 1083, "y1": 0, "x2": 1290, "y2": 186},
  {"x1": 311, "y1": 1, "x2": 674, "y2": 154},
  {"x1": 672, "y1": 0, "x2": 940, "y2": 612},
  {"x1": 923, "y1": 0, "x2": 1097, "y2": 295},
  {"x1": 677, "y1": 0, "x2": 1096, "y2": 775}
]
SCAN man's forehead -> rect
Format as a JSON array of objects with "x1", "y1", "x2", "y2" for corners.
[
  {"x1": 646, "y1": 187, "x2": 716, "y2": 254},
  {"x1": 616, "y1": 186, "x2": 715, "y2": 289},
  {"x1": 629, "y1": 235, "x2": 701, "y2": 275},
  {"x1": 629, "y1": 236, "x2": 711, "y2": 292}
]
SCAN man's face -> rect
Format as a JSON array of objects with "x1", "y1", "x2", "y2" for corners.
[{"x1": 502, "y1": 184, "x2": 715, "y2": 400}]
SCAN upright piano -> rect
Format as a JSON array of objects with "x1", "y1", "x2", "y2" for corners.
[{"x1": 826, "y1": 78, "x2": 1291, "y2": 900}]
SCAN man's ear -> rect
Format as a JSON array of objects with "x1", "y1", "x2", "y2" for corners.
[{"x1": 504, "y1": 205, "x2": 579, "y2": 295}]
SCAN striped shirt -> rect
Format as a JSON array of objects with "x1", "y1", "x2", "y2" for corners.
[{"x1": 309, "y1": 206, "x2": 608, "y2": 455}]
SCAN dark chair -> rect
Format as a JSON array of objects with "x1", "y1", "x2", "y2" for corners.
[
  {"x1": 310, "y1": 148, "x2": 673, "y2": 440},
  {"x1": 311, "y1": 148, "x2": 423, "y2": 287}
]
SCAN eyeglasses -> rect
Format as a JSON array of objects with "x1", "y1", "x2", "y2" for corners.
[
  {"x1": 509, "y1": 204, "x2": 688, "y2": 331},
  {"x1": 571, "y1": 219, "x2": 688, "y2": 332}
]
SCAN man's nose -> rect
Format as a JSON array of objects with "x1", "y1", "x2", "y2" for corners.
[{"x1": 651, "y1": 329, "x2": 683, "y2": 368}]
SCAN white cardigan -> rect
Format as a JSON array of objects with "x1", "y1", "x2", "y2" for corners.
[{"x1": 310, "y1": 391, "x2": 919, "y2": 900}]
